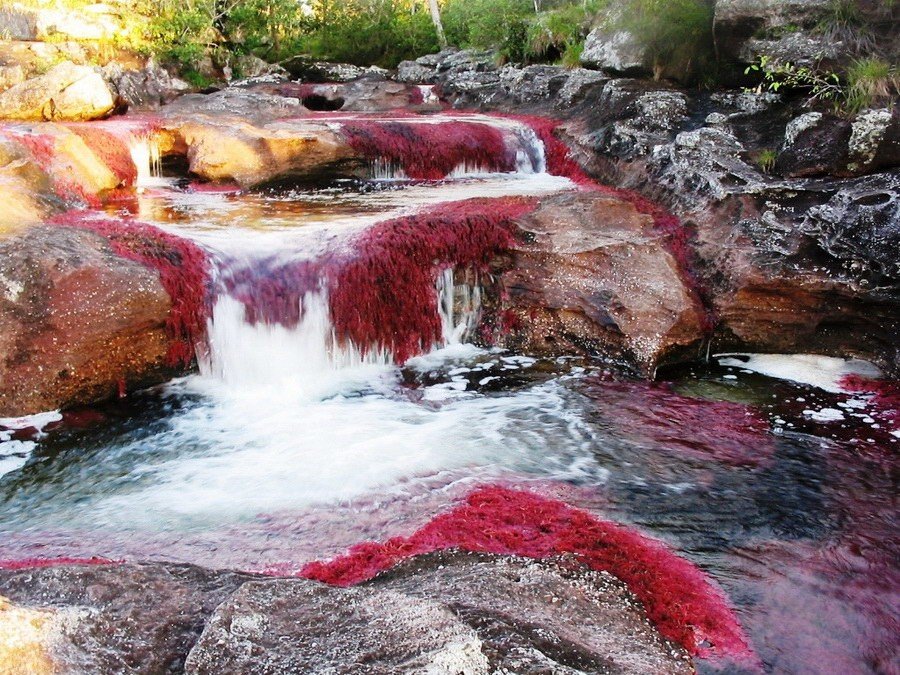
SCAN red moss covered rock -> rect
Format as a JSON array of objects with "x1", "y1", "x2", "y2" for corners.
[{"x1": 300, "y1": 485, "x2": 754, "y2": 662}]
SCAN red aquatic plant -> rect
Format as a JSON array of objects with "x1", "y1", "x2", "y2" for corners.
[
  {"x1": 329, "y1": 197, "x2": 537, "y2": 362},
  {"x1": 301, "y1": 485, "x2": 753, "y2": 661},
  {"x1": 340, "y1": 120, "x2": 517, "y2": 179},
  {"x1": 579, "y1": 373, "x2": 776, "y2": 467},
  {"x1": 51, "y1": 212, "x2": 210, "y2": 367},
  {"x1": 66, "y1": 125, "x2": 137, "y2": 186}
]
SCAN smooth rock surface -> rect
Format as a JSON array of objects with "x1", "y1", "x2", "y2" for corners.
[
  {"x1": 0, "y1": 563, "x2": 251, "y2": 674},
  {"x1": 0, "y1": 61, "x2": 115, "y2": 121},
  {"x1": 483, "y1": 191, "x2": 706, "y2": 374},
  {"x1": 0, "y1": 226, "x2": 171, "y2": 416}
]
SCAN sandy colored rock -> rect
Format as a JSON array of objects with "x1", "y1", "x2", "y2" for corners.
[
  {"x1": 0, "y1": 595, "x2": 56, "y2": 675},
  {"x1": 175, "y1": 118, "x2": 356, "y2": 187},
  {"x1": 0, "y1": 61, "x2": 115, "y2": 122},
  {"x1": 0, "y1": 225, "x2": 172, "y2": 416}
]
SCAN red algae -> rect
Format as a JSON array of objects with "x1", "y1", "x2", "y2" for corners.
[
  {"x1": 300, "y1": 485, "x2": 753, "y2": 661},
  {"x1": 66, "y1": 126, "x2": 137, "y2": 186},
  {"x1": 0, "y1": 557, "x2": 119, "y2": 571},
  {"x1": 579, "y1": 373, "x2": 776, "y2": 467},
  {"x1": 50, "y1": 212, "x2": 210, "y2": 367},
  {"x1": 340, "y1": 120, "x2": 517, "y2": 179},
  {"x1": 329, "y1": 197, "x2": 537, "y2": 362}
]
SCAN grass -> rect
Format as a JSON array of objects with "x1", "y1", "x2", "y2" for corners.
[{"x1": 845, "y1": 57, "x2": 899, "y2": 113}]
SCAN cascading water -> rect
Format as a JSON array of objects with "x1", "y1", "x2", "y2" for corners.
[
  {"x1": 127, "y1": 132, "x2": 163, "y2": 190},
  {"x1": 1, "y1": 113, "x2": 897, "y2": 673}
]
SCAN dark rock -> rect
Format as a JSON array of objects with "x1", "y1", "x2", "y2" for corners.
[
  {"x1": 103, "y1": 61, "x2": 192, "y2": 110},
  {"x1": 368, "y1": 551, "x2": 694, "y2": 674},
  {"x1": 396, "y1": 59, "x2": 437, "y2": 84},
  {"x1": 0, "y1": 562, "x2": 252, "y2": 674},
  {"x1": 281, "y1": 56, "x2": 389, "y2": 83},
  {"x1": 776, "y1": 112, "x2": 852, "y2": 177}
]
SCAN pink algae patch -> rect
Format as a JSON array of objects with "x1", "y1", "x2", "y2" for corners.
[
  {"x1": 580, "y1": 374, "x2": 776, "y2": 467},
  {"x1": 340, "y1": 120, "x2": 517, "y2": 179},
  {"x1": 50, "y1": 212, "x2": 210, "y2": 367},
  {"x1": 300, "y1": 485, "x2": 753, "y2": 661},
  {"x1": 0, "y1": 557, "x2": 119, "y2": 571},
  {"x1": 330, "y1": 196, "x2": 537, "y2": 362}
]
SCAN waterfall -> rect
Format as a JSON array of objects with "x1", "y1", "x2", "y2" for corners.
[
  {"x1": 437, "y1": 267, "x2": 482, "y2": 345},
  {"x1": 128, "y1": 133, "x2": 163, "y2": 189}
]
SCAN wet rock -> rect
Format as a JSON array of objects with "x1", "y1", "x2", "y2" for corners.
[
  {"x1": 0, "y1": 61, "x2": 115, "y2": 121},
  {"x1": 483, "y1": 191, "x2": 707, "y2": 374},
  {"x1": 847, "y1": 107, "x2": 900, "y2": 175},
  {"x1": 776, "y1": 112, "x2": 851, "y2": 177},
  {"x1": 0, "y1": 226, "x2": 172, "y2": 415},
  {"x1": 0, "y1": 562, "x2": 251, "y2": 674},
  {"x1": 581, "y1": 27, "x2": 648, "y2": 76},
  {"x1": 368, "y1": 551, "x2": 694, "y2": 674},
  {"x1": 184, "y1": 552, "x2": 692, "y2": 674},
  {"x1": 184, "y1": 578, "x2": 490, "y2": 674},
  {"x1": 171, "y1": 117, "x2": 354, "y2": 187}
]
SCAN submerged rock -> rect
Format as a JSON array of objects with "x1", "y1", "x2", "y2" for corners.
[{"x1": 0, "y1": 61, "x2": 115, "y2": 121}]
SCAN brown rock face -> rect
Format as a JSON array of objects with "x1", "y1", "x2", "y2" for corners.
[
  {"x1": 0, "y1": 61, "x2": 115, "y2": 122},
  {"x1": 0, "y1": 226, "x2": 172, "y2": 416},
  {"x1": 483, "y1": 192, "x2": 706, "y2": 375}
]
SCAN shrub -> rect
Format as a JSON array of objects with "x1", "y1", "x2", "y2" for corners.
[
  {"x1": 526, "y1": 1, "x2": 603, "y2": 62},
  {"x1": 754, "y1": 148, "x2": 778, "y2": 174},
  {"x1": 615, "y1": 0, "x2": 714, "y2": 82},
  {"x1": 443, "y1": 0, "x2": 534, "y2": 62},
  {"x1": 845, "y1": 57, "x2": 899, "y2": 113}
]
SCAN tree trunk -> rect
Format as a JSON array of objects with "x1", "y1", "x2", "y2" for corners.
[{"x1": 427, "y1": 0, "x2": 447, "y2": 48}]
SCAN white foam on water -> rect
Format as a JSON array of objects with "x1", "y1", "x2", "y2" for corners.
[
  {"x1": 127, "y1": 133, "x2": 167, "y2": 190},
  {"x1": 715, "y1": 353, "x2": 882, "y2": 393},
  {"x1": 0, "y1": 440, "x2": 35, "y2": 479}
]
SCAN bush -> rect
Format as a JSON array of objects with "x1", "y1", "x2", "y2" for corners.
[
  {"x1": 845, "y1": 57, "x2": 899, "y2": 113},
  {"x1": 443, "y1": 0, "x2": 534, "y2": 62},
  {"x1": 615, "y1": 0, "x2": 714, "y2": 82}
]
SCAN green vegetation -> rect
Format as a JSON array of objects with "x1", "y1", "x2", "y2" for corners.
[
  {"x1": 614, "y1": 0, "x2": 714, "y2": 81},
  {"x1": 746, "y1": 54, "x2": 898, "y2": 116},
  {"x1": 754, "y1": 148, "x2": 778, "y2": 174},
  {"x1": 845, "y1": 57, "x2": 899, "y2": 113}
]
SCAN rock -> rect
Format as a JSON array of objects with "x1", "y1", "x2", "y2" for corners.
[
  {"x1": 103, "y1": 61, "x2": 192, "y2": 109},
  {"x1": 161, "y1": 88, "x2": 302, "y2": 123},
  {"x1": 395, "y1": 59, "x2": 436, "y2": 84},
  {"x1": 0, "y1": 64, "x2": 26, "y2": 93},
  {"x1": 482, "y1": 191, "x2": 707, "y2": 374},
  {"x1": 713, "y1": 0, "x2": 831, "y2": 63},
  {"x1": 557, "y1": 68, "x2": 607, "y2": 106},
  {"x1": 581, "y1": 27, "x2": 648, "y2": 76},
  {"x1": 184, "y1": 578, "x2": 490, "y2": 674},
  {"x1": 0, "y1": 3, "x2": 125, "y2": 41},
  {"x1": 173, "y1": 118, "x2": 355, "y2": 187},
  {"x1": 275, "y1": 78, "x2": 442, "y2": 113},
  {"x1": 183, "y1": 552, "x2": 691, "y2": 674},
  {"x1": 0, "y1": 226, "x2": 171, "y2": 415},
  {"x1": 0, "y1": 61, "x2": 115, "y2": 121},
  {"x1": 0, "y1": 562, "x2": 251, "y2": 673},
  {"x1": 232, "y1": 54, "x2": 287, "y2": 81},
  {"x1": 0, "y1": 594, "x2": 62, "y2": 674},
  {"x1": 776, "y1": 112, "x2": 852, "y2": 177},
  {"x1": 739, "y1": 33, "x2": 839, "y2": 68},
  {"x1": 847, "y1": 107, "x2": 900, "y2": 175},
  {"x1": 497, "y1": 64, "x2": 569, "y2": 104},
  {"x1": 281, "y1": 56, "x2": 388, "y2": 83},
  {"x1": 368, "y1": 551, "x2": 694, "y2": 674}
]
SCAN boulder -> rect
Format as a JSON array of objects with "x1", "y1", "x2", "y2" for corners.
[
  {"x1": 713, "y1": 0, "x2": 832, "y2": 63},
  {"x1": 580, "y1": 27, "x2": 648, "y2": 76},
  {"x1": 0, "y1": 563, "x2": 251, "y2": 673},
  {"x1": 281, "y1": 56, "x2": 389, "y2": 83},
  {"x1": 103, "y1": 61, "x2": 193, "y2": 109},
  {"x1": 0, "y1": 3, "x2": 125, "y2": 41},
  {"x1": 367, "y1": 551, "x2": 693, "y2": 674},
  {"x1": 395, "y1": 59, "x2": 436, "y2": 84},
  {"x1": 0, "y1": 226, "x2": 172, "y2": 416},
  {"x1": 482, "y1": 191, "x2": 707, "y2": 374},
  {"x1": 173, "y1": 118, "x2": 355, "y2": 187},
  {"x1": 0, "y1": 61, "x2": 115, "y2": 121}
]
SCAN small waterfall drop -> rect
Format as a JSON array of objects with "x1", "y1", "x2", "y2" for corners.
[{"x1": 128, "y1": 133, "x2": 163, "y2": 190}]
